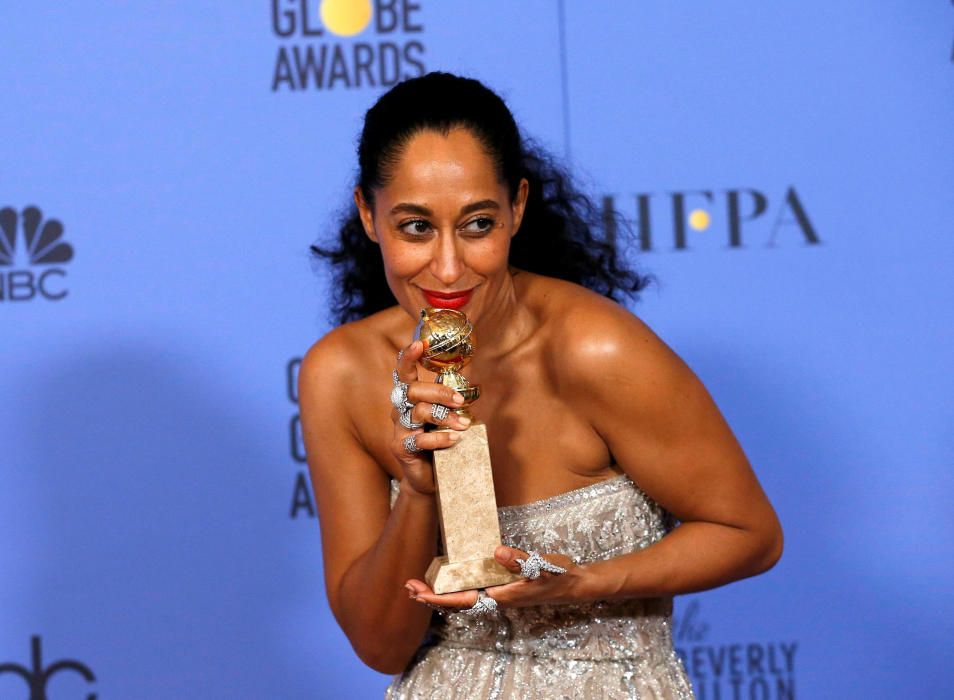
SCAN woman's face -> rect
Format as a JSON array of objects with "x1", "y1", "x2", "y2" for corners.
[{"x1": 355, "y1": 127, "x2": 528, "y2": 327}]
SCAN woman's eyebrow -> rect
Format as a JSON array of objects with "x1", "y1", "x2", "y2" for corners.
[
  {"x1": 389, "y1": 200, "x2": 501, "y2": 217},
  {"x1": 460, "y1": 199, "x2": 500, "y2": 215},
  {"x1": 390, "y1": 202, "x2": 432, "y2": 216}
]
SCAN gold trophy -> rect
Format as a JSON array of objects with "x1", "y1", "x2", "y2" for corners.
[{"x1": 415, "y1": 308, "x2": 521, "y2": 594}]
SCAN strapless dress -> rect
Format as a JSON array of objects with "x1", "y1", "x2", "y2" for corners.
[{"x1": 384, "y1": 473, "x2": 695, "y2": 699}]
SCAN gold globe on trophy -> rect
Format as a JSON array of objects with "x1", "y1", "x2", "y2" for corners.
[
  {"x1": 414, "y1": 307, "x2": 520, "y2": 594},
  {"x1": 415, "y1": 307, "x2": 480, "y2": 410}
]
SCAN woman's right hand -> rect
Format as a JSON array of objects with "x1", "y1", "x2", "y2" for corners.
[{"x1": 391, "y1": 340, "x2": 472, "y2": 496}]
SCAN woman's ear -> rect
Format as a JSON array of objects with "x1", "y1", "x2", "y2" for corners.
[
  {"x1": 354, "y1": 187, "x2": 378, "y2": 243},
  {"x1": 510, "y1": 177, "x2": 529, "y2": 238}
]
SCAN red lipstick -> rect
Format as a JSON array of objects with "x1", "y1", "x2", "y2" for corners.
[{"x1": 421, "y1": 287, "x2": 474, "y2": 310}]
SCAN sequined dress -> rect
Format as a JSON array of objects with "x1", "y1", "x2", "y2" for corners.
[{"x1": 385, "y1": 474, "x2": 695, "y2": 699}]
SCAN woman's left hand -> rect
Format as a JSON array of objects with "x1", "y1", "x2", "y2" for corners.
[{"x1": 404, "y1": 546, "x2": 583, "y2": 611}]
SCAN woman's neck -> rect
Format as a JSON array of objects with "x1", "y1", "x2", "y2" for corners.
[{"x1": 469, "y1": 268, "x2": 537, "y2": 366}]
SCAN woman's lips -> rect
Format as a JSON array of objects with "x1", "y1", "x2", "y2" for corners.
[{"x1": 421, "y1": 288, "x2": 474, "y2": 310}]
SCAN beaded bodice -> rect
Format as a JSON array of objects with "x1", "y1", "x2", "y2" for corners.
[
  {"x1": 386, "y1": 473, "x2": 694, "y2": 698},
  {"x1": 388, "y1": 474, "x2": 682, "y2": 661}
]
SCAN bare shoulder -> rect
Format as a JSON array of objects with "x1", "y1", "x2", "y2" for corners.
[
  {"x1": 299, "y1": 324, "x2": 362, "y2": 404},
  {"x1": 299, "y1": 307, "x2": 404, "y2": 407},
  {"x1": 520, "y1": 272, "x2": 686, "y2": 393}
]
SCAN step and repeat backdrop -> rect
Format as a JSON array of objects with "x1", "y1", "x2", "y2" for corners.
[{"x1": 2, "y1": 1, "x2": 952, "y2": 698}]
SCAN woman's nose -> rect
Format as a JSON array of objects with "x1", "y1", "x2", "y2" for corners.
[{"x1": 430, "y1": 231, "x2": 464, "y2": 285}]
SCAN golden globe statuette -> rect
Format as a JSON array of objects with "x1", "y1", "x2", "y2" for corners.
[{"x1": 415, "y1": 308, "x2": 521, "y2": 594}]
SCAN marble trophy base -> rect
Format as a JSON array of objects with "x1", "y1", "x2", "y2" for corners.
[
  {"x1": 425, "y1": 555, "x2": 519, "y2": 595},
  {"x1": 425, "y1": 423, "x2": 521, "y2": 594}
]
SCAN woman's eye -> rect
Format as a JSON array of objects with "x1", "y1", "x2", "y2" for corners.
[
  {"x1": 399, "y1": 219, "x2": 432, "y2": 236},
  {"x1": 462, "y1": 217, "x2": 496, "y2": 235}
]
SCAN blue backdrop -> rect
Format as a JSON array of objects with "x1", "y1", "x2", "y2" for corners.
[{"x1": 2, "y1": 1, "x2": 952, "y2": 698}]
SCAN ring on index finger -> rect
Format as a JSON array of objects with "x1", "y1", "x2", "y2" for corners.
[
  {"x1": 390, "y1": 383, "x2": 411, "y2": 411},
  {"x1": 515, "y1": 550, "x2": 567, "y2": 580},
  {"x1": 390, "y1": 371, "x2": 413, "y2": 412}
]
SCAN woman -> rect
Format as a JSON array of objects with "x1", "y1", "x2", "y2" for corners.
[{"x1": 300, "y1": 72, "x2": 783, "y2": 699}]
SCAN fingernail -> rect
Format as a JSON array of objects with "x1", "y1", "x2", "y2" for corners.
[
  {"x1": 405, "y1": 584, "x2": 414, "y2": 594},
  {"x1": 457, "y1": 416, "x2": 471, "y2": 427},
  {"x1": 452, "y1": 393, "x2": 465, "y2": 405},
  {"x1": 448, "y1": 432, "x2": 461, "y2": 442}
]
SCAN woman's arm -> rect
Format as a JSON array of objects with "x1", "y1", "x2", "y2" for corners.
[
  {"x1": 556, "y1": 299, "x2": 783, "y2": 600},
  {"x1": 299, "y1": 330, "x2": 441, "y2": 674}
]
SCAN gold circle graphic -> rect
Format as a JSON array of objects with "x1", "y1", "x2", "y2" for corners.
[
  {"x1": 320, "y1": 0, "x2": 373, "y2": 37},
  {"x1": 688, "y1": 209, "x2": 711, "y2": 231}
]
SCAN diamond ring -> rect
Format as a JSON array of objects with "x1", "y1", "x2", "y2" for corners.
[
  {"x1": 403, "y1": 434, "x2": 422, "y2": 454},
  {"x1": 430, "y1": 403, "x2": 450, "y2": 423},
  {"x1": 515, "y1": 551, "x2": 567, "y2": 580},
  {"x1": 462, "y1": 589, "x2": 498, "y2": 617},
  {"x1": 390, "y1": 382, "x2": 413, "y2": 412},
  {"x1": 400, "y1": 409, "x2": 425, "y2": 430}
]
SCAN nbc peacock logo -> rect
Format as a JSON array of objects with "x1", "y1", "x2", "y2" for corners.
[{"x1": 0, "y1": 205, "x2": 73, "y2": 302}]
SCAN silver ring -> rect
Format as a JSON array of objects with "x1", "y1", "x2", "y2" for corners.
[
  {"x1": 391, "y1": 370, "x2": 415, "y2": 411},
  {"x1": 515, "y1": 550, "x2": 567, "y2": 580},
  {"x1": 397, "y1": 349, "x2": 406, "y2": 362},
  {"x1": 400, "y1": 409, "x2": 425, "y2": 430},
  {"x1": 430, "y1": 403, "x2": 450, "y2": 422},
  {"x1": 462, "y1": 589, "x2": 498, "y2": 617},
  {"x1": 390, "y1": 383, "x2": 413, "y2": 412},
  {"x1": 403, "y1": 434, "x2": 422, "y2": 454}
]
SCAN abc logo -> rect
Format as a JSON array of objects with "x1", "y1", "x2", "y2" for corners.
[{"x1": 0, "y1": 636, "x2": 96, "y2": 700}]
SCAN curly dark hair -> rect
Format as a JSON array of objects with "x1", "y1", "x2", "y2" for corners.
[{"x1": 312, "y1": 72, "x2": 654, "y2": 325}]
